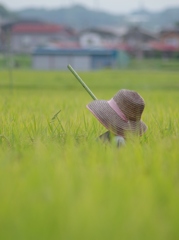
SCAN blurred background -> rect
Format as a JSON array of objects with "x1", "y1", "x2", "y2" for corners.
[{"x1": 0, "y1": 0, "x2": 179, "y2": 71}]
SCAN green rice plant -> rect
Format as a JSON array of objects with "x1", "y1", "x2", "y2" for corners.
[{"x1": 0, "y1": 69, "x2": 178, "y2": 240}]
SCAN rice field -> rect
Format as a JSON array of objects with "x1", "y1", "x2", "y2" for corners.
[{"x1": 0, "y1": 68, "x2": 179, "y2": 240}]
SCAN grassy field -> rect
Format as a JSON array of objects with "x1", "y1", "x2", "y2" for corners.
[{"x1": 0, "y1": 68, "x2": 179, "y2": 240}]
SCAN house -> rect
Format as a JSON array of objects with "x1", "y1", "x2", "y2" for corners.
[
  {"x1": 0, "y1": 20, "x2": 77, "y2": 53},
  {"x1": 140, "y1": 28, "x2": 179, "y2": 58},
  {"x1": 78, "y1": 27, "x2": 121, "y2": 49},
  {"x1": 122, "y1": 27, "x2": 157, "y2": 45},
  {"x1": 159, "y1": 28, "x2": 179, "y2": 49},
  {"x1": 32, "y1": 47, "x2": 119, "y2": 71},
  {"x1": 121, "y1": 26, "x2": 158, "y2": 57}
]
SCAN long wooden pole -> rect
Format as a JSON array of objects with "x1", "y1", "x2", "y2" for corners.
[
  {"x1": 67, "y1": 64, "x2": 111, "y2": 138},
  {"x1": 67, "y1": 64, "x2": 97, "y2": 100}
]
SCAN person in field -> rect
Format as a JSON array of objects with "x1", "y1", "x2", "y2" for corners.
[{"x1": 86, "y1": 89, "x2": 147, "y2": 147}]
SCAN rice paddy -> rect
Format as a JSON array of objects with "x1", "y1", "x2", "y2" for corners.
[{"x1": 0, "y1": 68, "x2": 179, "y2": 240}]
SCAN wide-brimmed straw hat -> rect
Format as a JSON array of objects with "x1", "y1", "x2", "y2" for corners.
[{"x1": 86, "y1": 89, "x2": 147, "y2": 137}]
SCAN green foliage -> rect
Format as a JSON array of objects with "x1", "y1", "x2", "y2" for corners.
[
  {"x1": 1, "y1": 3, "x2": 179, "y2": 29},
  {"x1": 0, "y1": 4, "x2": 9, "y2": 17},
  {"x1": 0, "y1": 3, "x2": 18, "y2": 19},
  {"x1": 15, "y1": 5, "x2": 179, "y2": 29},
  {"x1": 0, "y1": 69, "x2": 179, "y2": 240},
  {"x1": 129, "y1": 58, "x2": 179, "y2": 71},
  {"x1": 0, "y1": 54, "x2": 31, "y2": 69}
]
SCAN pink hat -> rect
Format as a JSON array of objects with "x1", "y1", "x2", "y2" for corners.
[{"x1": 86, "y1": 89, "x2": 147, "y2": 137}]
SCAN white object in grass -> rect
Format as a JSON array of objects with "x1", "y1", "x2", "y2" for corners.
[{"x1": 114, "y1": 136, "x2": 125, "y2": 147}]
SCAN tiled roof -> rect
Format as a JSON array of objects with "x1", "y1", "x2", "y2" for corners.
[
  {"x1": 148, "y1": 41, "x2": 179, "y2": 51},
  {"x1": 12, "y1": 23, "x2": 66, "y2": 34}
]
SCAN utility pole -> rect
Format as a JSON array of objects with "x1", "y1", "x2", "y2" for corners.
[{"x1": 6, "y1": 28, "x2": 14, "y2": 91}]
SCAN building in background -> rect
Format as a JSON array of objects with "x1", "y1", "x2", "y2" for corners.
[
  {"x1": 0, "y1": 20, "x2": 77, "y2": 53},
  {"x1": 121, "y1": 26, "x2": 158, "y2": 57},
  {"x1": 140, "y1": 28, "x2": 179, "y2": 59},
  {"x1": 78, "y1": 27, "x2": 122, "y2": 49},
  {"x1": 32, "y1": 47, "x2": 121, "y2": 71},
  {"x1": 0, "y1": 18, "x2": 178, "y2": 70},
  {"x1": 160, "y1": 28, "x2": 179, "y2": 49}
]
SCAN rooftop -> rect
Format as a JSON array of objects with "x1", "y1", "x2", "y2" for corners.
[{"x1": 12, "y1": 23, "x2": 69, "y2": 34}]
